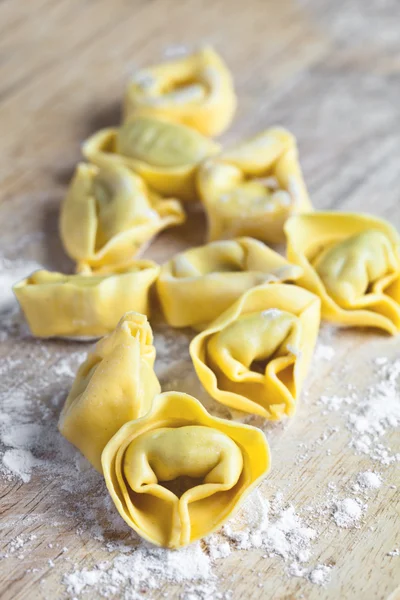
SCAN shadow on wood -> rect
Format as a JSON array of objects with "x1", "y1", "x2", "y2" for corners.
[
  {"x1": 42, "y1": 201, "x2": 75, "y2": 274},
  {"x1": 85, "y1": 99, "x2": 122, "y2": 136}
]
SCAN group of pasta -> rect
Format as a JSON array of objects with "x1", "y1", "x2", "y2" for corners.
[{"x1": 13, "y1": 47, "x2": 400, "y2": 549}]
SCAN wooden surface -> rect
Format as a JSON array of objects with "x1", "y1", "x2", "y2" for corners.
[{"x1": 1, "y1": 0, "x2": 400, "y2": 599}]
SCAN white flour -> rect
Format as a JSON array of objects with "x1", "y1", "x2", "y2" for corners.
[
  {"x1": 65, "y1": 543, "x2": 214, "y2": 599},
  {"x1": 356, "y1": 471, "x2": 382, "y2": 490},
  {"x1": 308, "y1": 565, "x2": 332, "y2": 586},
  {"x1": 0, "y1": 255, "x2": 399, "y2": 599},
  {"x1": 0, "y1": 257, "x2": 42, "y2": 312},
  {"x1": 332, "y1": 498, "x2": 363, "y2": 528},
  {"x1": 2, "y1": 448, "x2": 41, "y2": 483},
  {"x1": 346, "y1": 360, "x2": 400, "y2": 464},
  {"x1": 60, "y1": 489, "x2": 332, "y2": 598},
  {"x1": 223, "y1": 490, "x2": 317, "y2": 563},
  {"x1": 314, "y1": 343, "x2": 335, "y2": 362}
]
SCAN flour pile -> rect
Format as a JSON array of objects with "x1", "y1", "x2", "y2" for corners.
[
  {"x1": 330, "y1": 357, "x2": 400, "y2": 465},
  {"x1": 64, "y1": 543, "x2": 215, "y2": 599},
  {"x1": 347, "y1": 358, "x2": 400, "y2": 464},
  {"x1": 332, "y1": 498, "x2": 364, "y2": 528},
  {"x1": 60, "y1": 489, "x2": 333, "y2": 598}
]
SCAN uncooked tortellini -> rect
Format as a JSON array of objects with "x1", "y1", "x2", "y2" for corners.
[
  {"x1": 197, "y1": 128, "x2": 312, "y2": 244},
  {"x1": 285, "y1": 212, "x2": 400, "y2": 334},
  {"x1": 82, "y1": 117, "x2": 219, "y2": 202},
  {"x1": 123, "y1": 46, "x2": 237, "y2": 137},
  {"x1": 13, "y1": 261, "x2": 159, "y2": 339},
  {"x1": 60, "y1": 162, "x2": 185, "y2": 269},
  {"x1": 157, "y1": 237, "x2": 303, "y2": 329},
  {"x1": 59, "y1": 312, "x2": 160, "y2": 471},
  {"x1": 190, "y1": 283, "x2": 320, "y2": 418},
  {"x1": 102, "y1": 391, "x2": 270, "y2": 548}
]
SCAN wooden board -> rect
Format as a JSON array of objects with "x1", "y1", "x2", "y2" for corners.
[{"x1": 1, "y1": 0, "x2": 400, "y2": 598}]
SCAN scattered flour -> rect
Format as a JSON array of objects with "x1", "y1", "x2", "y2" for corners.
[
  {"x1": 314, "y1": 325, "x2": 337, "y2": 362},
  {"x1": 223, "y1": 490, "x2": 319, "y2": 570},
  {"x1": 332, "y1": 498, "x2": 363, "y2": 528},
  {"x1": 2, "y1": 448, "x2": 41, "y2": 483},
  {"x1": 0, "y1": 256, "x2": 91, "y2": 484},
  {"x1": 346, "y1": 359, "x2": 400, "y2": 464},
  {"x1": 64, "y1": 543, "x2": 214, "y2": 599},
  {"x1": 314, "y1": 343, "x2": 335, "y2": 362},
  {"x1": 308, "y1": 564, "x2": 332, "y2": 586},
  {"x1": 62, "y1": 488, "x2": 336, "y2": 598},
  {"x1": 0, "y1": 533, "x2": 37, "y2": 560},
  {"x1": 0, "y1": 258, "x2": 42, "y2": 312},
  {"x1": 0, "y1": 255, "x2": 399, "y2": 599},
  {"x1": 356, "y1": 471, "x2": 382, "y2": 490},
  {"x1": 314, "y1": 356, "x2": 400, "y2": 465},
  {"x1": 319, "y1": 394, "x2": 353, "y2": 412}
]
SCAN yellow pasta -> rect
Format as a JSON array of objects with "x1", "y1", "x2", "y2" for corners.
[
  {"x1": 197, "y1": 127, "x2": 312, "y2": 244},
  {"x1": 285, "y1": 212, "x2": 400, "y2": 334},
  {"x1": 13, "y1": 260, "x2": 159, "y2": 339},
  {"x1": 82, "y1": 117, "x2": 220, "y2": 202},
  {"x1": 59, "y1": 312, "x2": 160, "y2": 472},
  {"x1": 157, "y1": 237, "x2": 303, "y2": 329},
  {"x1": 123, "y1": 46, "x2": 237, "y2": 137},
  {"x1": 190, "y1": 283, "x2": 320, "y2": 418},
  {"x1": 60, "y1": 162, "x2": 185, "y2": 268},
  {"x1": 102, "y1": 391, "x2": 270, "y2": 548}
]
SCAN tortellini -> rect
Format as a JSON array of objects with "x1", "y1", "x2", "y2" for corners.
[
  {"x1": 13, "y1": 260, "x2": 160, "y2": 339},
  {"x1": 157, "y1": 237, "x2": 303, "y2": 329},
  {"x1": 190, "y1": 283, "x2": 320, "y2": 418},
  {"x1": 123, "y1": 46, "x2": 237, "y2": 137},
  {"x1": 285, "y1": 212, "x2": 400, "y2": 334},
  {"x1": 102, "y1": 391, "x2": 270, "y2": 548},
  {"x1": 60, "y1": 162, "x2": 185, "y2": 269},
  {"x1": 82, "y1": 117, "x2": 220, "y2": 202},
  {"x1": 59, "y1": 312, "x2": 160, "y2": 471},
  {"x1": 197, "y1": 128, "x2": 312, "y2": 244}
]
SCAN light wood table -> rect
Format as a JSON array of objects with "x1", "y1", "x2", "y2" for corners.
[{"x1": 0, "y1": 1, "x2": 399, "y2": 599}]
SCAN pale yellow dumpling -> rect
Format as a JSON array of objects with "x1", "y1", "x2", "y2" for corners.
[
  {"x1": 285, "y1": 212, "x2": 400, "y2": 333},
  {"x1": 197, "y1": 127, "x2": 312, "y2": 244},
  {"x1": 123, "y1": 46, "x2": 237, "y2": 137},
  {"x1": 157, "y1": 237, "x2": 303, "y2": 329},
  {"x1": 13, "y1": 261, "x2": 160, "y2": 339},
  {"x1": 190, "y1": 283, "x2": 320, "y2": 418},
  {"x1": 102, "y1": 392, "x2": 270, "y2": 548},
  {"x1": 82, "y1": 117, "x2": 219, "y2": 202},
  {"x1": 59, "y1": 312, "x2": 160, "y2": 472},
  {"x1": 60, "y1": 162, "x2": 185, "y2": 269}
]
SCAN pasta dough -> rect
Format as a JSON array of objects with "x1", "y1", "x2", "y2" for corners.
[
  {"x1": 285, "y1": 212, "x2": 400, "y2": 334},
  {"x1": 60, "y1": 162, "x2": 185, "y2": 269},
  {"x1": 190, "y1": 283, "x2": 320, "y2": 418},
  {"x1": 123, "y1": 46, "x2": 236, "y2": 137},
  {"x1": 59, "y1": 312, "x2": 160, "y2": 471},
  {"x1": 102, "y1": 391, "x2": 270, "y2": 548},
  {"x1": 13, "y1": 261, "x2": 160, "y2": 339},
  {"x1": 157, "y1": 237, "x2": 303, "y2": 329},
  {"x1": 82, "y1": 117, "x2": 220, "y2": 202},
  {"x1": 197, "y1": 128, "x2": 312, "y2": 244}
]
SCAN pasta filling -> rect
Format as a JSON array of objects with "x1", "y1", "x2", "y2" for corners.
[
  {"x1": 116, "y1": 118, "x2": 214, "y2": 168},
  {"x1": 123, "y1": 425, "x2": 243, "y2": 498},
  {"x1": 312, "y1": 230, "x2": 398, "y2": 307},
  {"x1": 207, "y1": 310, "x2": 299, "y2": 381}
]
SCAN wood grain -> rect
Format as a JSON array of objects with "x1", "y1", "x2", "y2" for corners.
[{"x1": 1, "y1": 0, "x2": 400, "y2": 598}]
